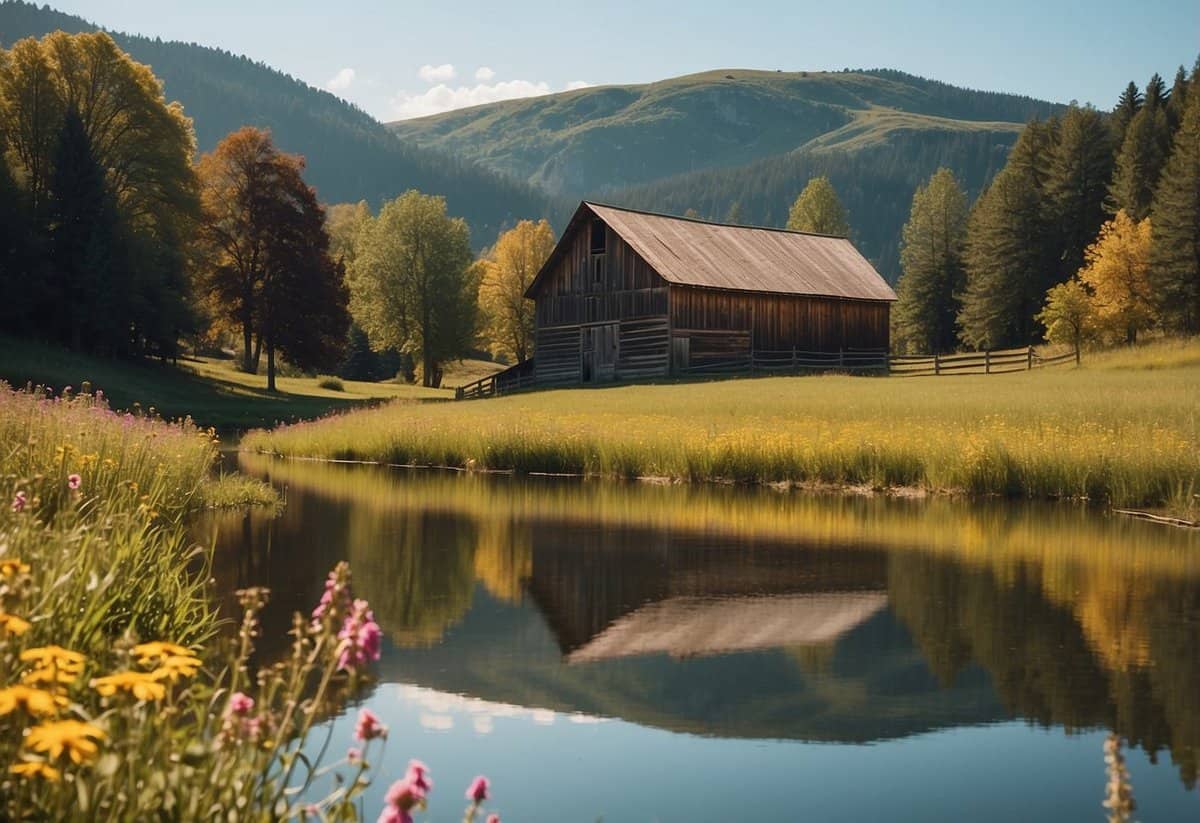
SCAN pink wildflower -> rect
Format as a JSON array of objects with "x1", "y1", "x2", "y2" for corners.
[
  {"x1": 354, "y1": 708, "x2": 387, "y2": 741},
  {"x1": 67, "y1": 473, "x2": 82, "y2": 491},
  {"x1": 376, "y1": 807, "x2": 411, "y2": 823},
  {"x1": 382, "y1": 777, "x2": 425, "y2": 820},
  {"x1": 11, "y1": 491, "x2": 27, "y2": 513},
  {"x1": 338, "y1": 598, "x2": 383, "y2": 672},
  {"x1": 487, "y1": 815, "x2": 501, "y2": 823},
  {"x1": 227, "y1": 692, "x2": 255, "y2": 716},
  {"x1": 347, "y1": 746, "x2": 362, "y2": 764},
  {"x1": 466, "y1": 775, "x2": 489, "y2": 803},
  {"x1": 406, "y1": 759, "x2": 432, "y2": 792}
]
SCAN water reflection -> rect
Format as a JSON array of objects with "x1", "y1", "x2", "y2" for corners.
[{"x1": 196, "y1": 455, "x2": 1200, "y2": 818}]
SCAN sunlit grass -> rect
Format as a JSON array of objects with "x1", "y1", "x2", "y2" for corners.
[{"x1": 242, "y1": 340, "x2": 1200, "y2": 509}]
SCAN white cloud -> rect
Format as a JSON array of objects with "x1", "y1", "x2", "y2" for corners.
[
  {"x1": 565, "y1": 80, "x2": 593, "y2": 91},
  {"x1": 390, "y1": 78, "x2": 552, "y2": 119},
  {"x1": 418, "y1": 63, "x2": 457, "y2": 84},
  {"x1": 325, "y1": 67, "x2": 356, "y2": 92},
  {"x1": 475, "y1": 66, "x2": 495, "y2": 82}
]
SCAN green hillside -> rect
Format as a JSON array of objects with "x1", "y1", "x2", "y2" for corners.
[
  {"x1": 387, "y1": 68, "x2": 1062, "y2": 197},
  {"x1": 0, "y1": 0, "x2": 564, "y2": 244}
]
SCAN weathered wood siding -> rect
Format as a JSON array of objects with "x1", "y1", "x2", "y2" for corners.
[
  {"x1": 669, "y1": 286, "x2": 890, "y2": 354},
  {"x1": 533, "y1": 220, "x2": 671, "y2": 383}
]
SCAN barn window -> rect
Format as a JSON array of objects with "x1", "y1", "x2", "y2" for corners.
[
  {"x1": 590, "y1": 219, "x2": 606, "y2": 254},
  {"x1": 591, "y1": 253, "x2": 607, "y2": 284}
]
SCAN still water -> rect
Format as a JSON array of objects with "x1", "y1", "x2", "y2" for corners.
[{"x1": 198, "y1": 454, "x2": 1200, "y2": 822}]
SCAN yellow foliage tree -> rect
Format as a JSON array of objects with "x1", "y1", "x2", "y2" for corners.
[
  {"x1": 1037, "y1": 278, "x2": 1095, "y2": 364},
  {"x1": 478, "y1": 219, "x2": 555, "y2": 363},
  {"x1": 1077, "y1": 210, "x2": 1155, "y2": 344}
]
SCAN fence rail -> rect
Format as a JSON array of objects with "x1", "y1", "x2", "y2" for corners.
[{"x1": 455, "y1": 347, "x2": 1078, "y2": 399}]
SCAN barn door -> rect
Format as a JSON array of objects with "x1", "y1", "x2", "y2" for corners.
[{"x1": 581, "y1": 324, "x2": 618, "y2": 383}]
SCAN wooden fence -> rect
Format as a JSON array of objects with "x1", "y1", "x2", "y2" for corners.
[{"x1": 455, "y1": 346, "x2": 1077, "y2": 399}]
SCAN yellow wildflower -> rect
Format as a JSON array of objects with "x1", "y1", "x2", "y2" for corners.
[
  {"x1": 0, "y1": 685, "x2": 64, "y2": 716},
  {"x1": 0, "y1": 612, "x2": 31, "y2": 636},
  {"x1": 90, "y1": 672, "x2": 166, "y2": 701},
  {"x1": 0, "y1": 558, "x2": 30, "y2": 578},
  {"x1": 9, "y1": 761, "x2": 61, "y2": 781},
  {"x1": 22, "y1": 666, "x2": 80, "y2": 687},
  {"x1": 20, "y1": 646, "x2": 86, "y2": 670},
  {"x1": 131, "y1": 641, "x2": 193, "y2": 662},
  {"x1": 149, "y1": 655, "x2": 201, "y2": 682},
  {"x1": 24, "y1": 720, "x2": 105, "y2": 764}
]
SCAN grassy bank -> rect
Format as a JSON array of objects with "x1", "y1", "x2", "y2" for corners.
[
  {"x1": 242, "y1": 339, "x2": 1200, "y2": 510},
  {"x1": 0, "y1": 335, "x2": 449, "y2": 430}
]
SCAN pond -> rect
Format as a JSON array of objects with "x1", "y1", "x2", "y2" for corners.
[{"x1": 197, "y1": 454, "x2": 1200, "y2": 822}]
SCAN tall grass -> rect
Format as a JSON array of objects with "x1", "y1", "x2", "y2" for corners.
[{"x1": 242, "y1": 342, "x2": 1200, "y2": 509}]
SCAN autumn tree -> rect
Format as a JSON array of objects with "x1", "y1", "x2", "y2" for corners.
[
  {"x1": 350, "y1": 191, "x2": 476, "y2": 388},
  {"x1": 1076, "y1": 211, "x2": 1154, "y2": 344},
  {"x1": 1150, "y1": 90, "x2": 1200, "y2": 333},
  {"x1": 786, "y1": 176, "x2": 850, "y2": 236},
  {"x1": 892, "y1": 168, "x2": 967, "y2": 353},
  {"x1": 477, "y1": 219, "x2": 554, "y2": 364},
  {"x1": 1037, "y1": 279, "x2": 1095, "y2": 364},
  {"x1": 198, "y1": 127, "x2": 348, "y2": 390}
]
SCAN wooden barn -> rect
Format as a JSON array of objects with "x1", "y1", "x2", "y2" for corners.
[{"x1": 523, "y1": 202, "x2": 897, "y2": 385}]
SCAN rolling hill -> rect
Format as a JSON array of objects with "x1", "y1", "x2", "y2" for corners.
[
  {"x1": 0, "y1": 0, "x2": 564, "y2": 245},
  {"x1": 387, "y1": 68, "x2": 1062, "y2": 197}
]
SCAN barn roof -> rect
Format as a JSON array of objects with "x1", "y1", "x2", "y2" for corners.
[{"x1": 526, "y1": 202, "x2": 897, "y2": 302}]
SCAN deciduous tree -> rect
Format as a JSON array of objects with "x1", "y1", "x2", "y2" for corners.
[
  {"x1": 1037, "y1": 279, "x2": 1095, "y2": 364},
  {"x1": 892, "y1": 168, "x2": 968, "y2": 353},
  {"x1": 786, "y1": 176, "x2": 850, "y2": 236},
  {"x1": 477, "y1": 219, "x2": 554, "y2": 364},
  {"x1": 1076, "y1": 211, "x2": 1154, "y2": 343},
  {"x1": 350, "y1": 191, "x2": 476, "y2": 388}
]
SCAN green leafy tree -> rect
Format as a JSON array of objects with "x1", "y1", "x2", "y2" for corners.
[
  {"x1": 1037, "y1": 279, "x2": 1094, "y2": 364},
  {"x1": 893, "y1": 168, "x2": 968, "y2": 353},
  {"x1": 1149, "y1": 92, "x2": 1200, "y2": 333},
  {"x1": 350, "y1": 191, "x2": 477, "y2": 387},
  {"x1": 786, "y1": 176, "x2": 850, "y2": 235}
]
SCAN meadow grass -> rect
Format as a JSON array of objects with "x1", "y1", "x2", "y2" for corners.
[
  {"x1": 0, "y1": 335, "x2": 450, "y2": 430},
  {"x1": 242, "y1": 339, "x2": 1200, "y2": 510}
]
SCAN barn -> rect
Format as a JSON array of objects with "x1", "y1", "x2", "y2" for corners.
[{"x1": 524, "y1": 201, "x2": 897, "y2": 385}]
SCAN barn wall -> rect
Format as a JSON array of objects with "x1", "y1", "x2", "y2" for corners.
[
  {"x1": 532, "y1": 219, "x2": 672, "y2": 383},
  {"x1": 669, "y1": 286, "x2": 891, "y2": 353}
]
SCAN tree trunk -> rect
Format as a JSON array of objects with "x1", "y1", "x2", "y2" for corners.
[
  {"x1": 241, "y1": 321, "x2": 254, "y2": 373},
  {"x1": 422, "y1": 351, "x2": 436, "y2": 388},
  {"x1": 266, "y1": 341, "x2": 277, "y2": 393},
  {"x1": 252, "y1": 334, "x2": 263, "y2": 374}
]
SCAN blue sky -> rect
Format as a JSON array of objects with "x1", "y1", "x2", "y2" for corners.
[{"x1": 47, "y1": 0, "x2": 1200, "y2": 121}]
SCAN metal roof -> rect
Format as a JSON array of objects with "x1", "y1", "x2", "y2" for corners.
[{"x1": 528, "y1": 202, "x2": 897, "y2": 302}]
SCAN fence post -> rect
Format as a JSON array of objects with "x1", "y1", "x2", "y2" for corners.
[
  {"x1": 838, "y1": 348, "x2": 844, "y2": 369},
  {"x1": 934, "y1": 353, "x2": 940, "y2": 376},
  {"x1": 984, "y1": 350, "x2": 990, "y2": 374},
  {"x1": 455, "y1": 387, "x2": 463, "y2": 401},
  {"x1": 791, "y1": 346, "x2": 797, "y2": 372},
  {"x1": 1027, "y1": 346, "x2": 1033, "y2": 370}
]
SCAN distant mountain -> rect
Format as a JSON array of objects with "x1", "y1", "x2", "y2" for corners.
[
  {"x1": 387, "y1": 68, "x2": 1063, "y2": 198},
  {"x1": 0, "y1": 0, "x2": 563, "y2": 245}
]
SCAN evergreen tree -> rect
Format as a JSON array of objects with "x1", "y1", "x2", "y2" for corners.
[
  {"x1": 1109, "y1": 105, "x2": 1168, "y2": 219},
  {"x1": 45, "y1": 108, "x2": 126, "y2": 353},
  {"x1": 893, "y1": 168, "x2": 968, "y2": 353},
  {"x1": 1145, "y1": 73, "x2": 1169, "y2": 111},
  {"x1": 1167, "y1": 66, "x2": 1190, "y2": 132},
  {"x1": 1149, "y1": 92, "x2": 1200, "y2": 333},
  {"x1": 786, "y1": 176, "x2": 850, "y2": 235},
  {"x1": 724, "y1": 200, "x2": 745, "y2": 224},
  {"x1": 1045, "y1": 106, "x2": 1112, "y2": 281},
  {"x1": 1111, "y1": 81, "x2": 1143, "y2": 146}
]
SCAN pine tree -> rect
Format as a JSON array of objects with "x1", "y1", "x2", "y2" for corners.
[
  {"x1": 786, "y1": 176, "x2": 850, "y2": 235},
  {"x1": 1167, "y1": 66, "x2": 1190, "y2": 132},
  {"x1": 1109, "y1": 106, "x2": 1168, "y2": 219},
  {"x1": 892, "y1": 168, "x2": 968, "y2": 353},
  {"x1": 1149, "y1": 92, "x2": 1200, "y2": 333},
  {"x1": 1045, "y1": 106, "x2": 1113, "y2": 282},
  {"x1": 1111, "y1": 81, "x2": 1144, "y2": 146},
  {"x1": 1145, "y1": 73, "x2": 1169, "y2": 111},
  {"x1": 724, "y1": 200, "x2": 745, "y2": 224}
]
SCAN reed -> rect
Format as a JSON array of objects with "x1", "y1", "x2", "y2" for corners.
[{"x1": 242, "y1": 340, "x2": 1200, "y2": 509}]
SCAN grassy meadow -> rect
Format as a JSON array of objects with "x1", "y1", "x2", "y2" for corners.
[
  {"x1": 242, "y1": 339, "x2": 1200, "y2": 511},
  {"x1": 0, "y1": 335, "x2": 451, "y2": 430}
]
